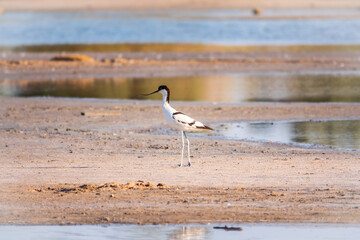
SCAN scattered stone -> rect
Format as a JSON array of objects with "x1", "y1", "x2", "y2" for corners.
[
  {"x1": 270, "y1": 191, "x2": 286, "y2": 197},
  {"x1": 145, "y1": 182, "x2": 154, "y2": 187},
  {"x1": 100, "y1": 182, "x2": 120, "y2": 188},
  {"x1": 148, "y1": 144, "x2": 169, "y2": 150},
  {"x1": 51, "y1": 55, "x2": 95, "y2": 62},
  {"x1": 214, "y1": 225, "x2": 242, "y2": 231},
  {"x1": 125, "y1": 182, "x2": 136, "y2": 188},
  {"x1": 9, "y1": 60, "x2": 20, "y2": 65},
  {"x1": 59, "y1": 187, "x2": 77, "y2": 193},
  {"x1": 157, "y1": 183, "x2": 168, "y2": 189},
  {"x1": 79, "y1": 184, "x2": 97, "y2": 190},
  {"x1": 36, "y1": 181, "x2": 170, "y2": 194},
  {"x1": 111, "y1": 58, "x2": 130, "y2": 64},
  {"x1": 252, "y1": 7, "x2": 262, "y2": 15},
  {"x1": 101, "y1": 58, "x2": 132, "y2": 64}
]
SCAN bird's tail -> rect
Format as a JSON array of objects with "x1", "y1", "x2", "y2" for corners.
[{"x1": 197, "y1": 125, "x2": 214, "y2": 130}]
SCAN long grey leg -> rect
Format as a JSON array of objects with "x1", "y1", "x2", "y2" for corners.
[
  {"x1": 179, "y1": 131, "x2": 185, "y2": 167},
  {"x1": 184, "y1": 132, "x2": 191, "y2": 167}
]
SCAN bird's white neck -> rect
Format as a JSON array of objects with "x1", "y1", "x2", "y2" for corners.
[
  {"x1": 162, "y1": 96, "x2": 173, "y2": 111},
  {"x1": 161, "y1": 91, "x2": 168, "y2": 104},
  {"x1": 159, "y1": 89, "x2": 170, "y2": 104},
  {"x1": 161, "y1": 91, "x2": 177, "y2": 114}
]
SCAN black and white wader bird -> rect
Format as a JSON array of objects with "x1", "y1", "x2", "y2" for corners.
[{"x1": 143, "y1": 85, "x2": 213, "y2": 167}]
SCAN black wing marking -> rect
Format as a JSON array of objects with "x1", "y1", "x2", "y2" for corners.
[
  {"x1": 196, "y1": 125, "x2": 213, "y2": 130},
  {"x1": 172, "y1": 111, "x2": 213, "y2": 130},
  {"x1": 189, "y1": 121, "x2": 196, "y2": 126},
  {"x1": 172, "y1": 111, "x2": 184, "y2": 119}
]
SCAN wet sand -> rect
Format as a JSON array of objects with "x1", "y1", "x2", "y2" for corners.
[
  {"x1": 1, "y1": 96, "x2": 360, "y2": 224},
  {"x1": 1, "y1": 50, "x2": 360, "y2": 80}
]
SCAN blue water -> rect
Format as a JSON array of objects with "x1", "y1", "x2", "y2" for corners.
[
  {"x1": 1, "y1": 73, "x2": 360, "y2": 102},
  {"x1": 1, "y1": 10, "x2": 360, "y2": 46},
  {"x1": 1, "y1": 224, "x2": 360, "y2": 240},
  {"x1": 214, "y1": 120, "x2": 360, "y2": 151}
]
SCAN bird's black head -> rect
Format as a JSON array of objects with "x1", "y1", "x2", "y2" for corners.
[
  {"x1": 158, "y1": 85, "x2": 169, "y2": 92},
  {"x1": 142, "y1": 85, "x2": 170, "y2": 102},
  {"x1": 158, "y1": 85, "x2": 170, "y2": 102}
]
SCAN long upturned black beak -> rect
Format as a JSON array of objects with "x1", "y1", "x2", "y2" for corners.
[{"x1": 142, "y1": 89, "x2": 159, "y2": 96}]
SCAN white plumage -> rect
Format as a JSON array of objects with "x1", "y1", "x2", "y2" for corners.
[{"x1": 143, "y1": 85, "x2": 213, "y2": 167}]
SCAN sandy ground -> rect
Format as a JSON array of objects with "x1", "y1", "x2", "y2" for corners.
[
  {"x1": 1, "y1": 96, "x2": 360, "y2": 224},
  {"x1": 0, "y1": 9, "x2": 360, "y2": 222},
  {"x1": 1, "y1": 0, "x2": 360, "y2": 11}
]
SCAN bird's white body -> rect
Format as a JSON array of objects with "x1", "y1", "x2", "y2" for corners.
[
  {"x1": 144, "y1": 86, "x2": 212, "y2": 167},
  {"x1": 162, "y1": 102, "x2": 181, "y2": 129},
  {"x1": 160, "y1": 89, "x2": 210, "y2": 132}
]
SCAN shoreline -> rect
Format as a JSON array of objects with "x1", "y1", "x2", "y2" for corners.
[
  {"x1": 1, "y1": 49, "x2": 360, "y2": 80},
  {"x1": 3, "y1": 43, "x2": 360, "y2": 53}
]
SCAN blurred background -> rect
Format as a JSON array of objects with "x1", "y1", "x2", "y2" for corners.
[
  {"x1": 0, "y1": 0, "x2": 360, "y2": 102},
  {"x1": 1, "y1": 0, "x2": 360, "y2": 149}
]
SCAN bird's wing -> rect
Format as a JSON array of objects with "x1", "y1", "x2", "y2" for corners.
[{"x1": 172, "y1": 112, "x2": 212, "y2": 130}]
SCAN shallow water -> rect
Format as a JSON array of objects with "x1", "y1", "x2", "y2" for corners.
[
  {"x1": 214, "y1": 120, "x2": 360, "y2": 151},
  {"x1": 1, "y1": 10, "x2": 360, "y2": 46},
  {"x1": 1, "y1": 224, "x2": 360, "y2": 240},
  {"x1": 1, "y1": 73, "x2": 360, "y2": 103}
]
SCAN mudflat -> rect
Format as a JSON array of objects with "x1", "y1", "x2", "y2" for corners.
[
  {"x1": 1, "y1": 49, "x2": 360, "y2": 80},
  {"x1": 1, "y1": 97, "x2": 360, "y2": 224}
]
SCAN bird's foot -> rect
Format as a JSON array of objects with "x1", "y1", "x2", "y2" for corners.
[
  {"x1": 178, "y1": 163, "x2": 183, "y2": 167},
  {"x1": 186, "y1": 162, "x2": 191, "y2": 167}
]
